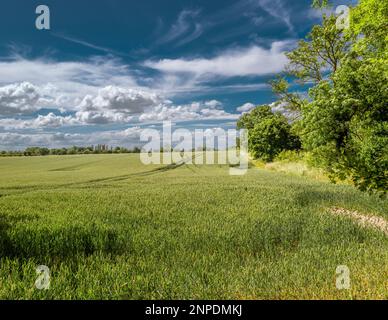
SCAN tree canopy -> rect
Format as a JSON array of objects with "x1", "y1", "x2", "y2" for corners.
[
  {"x1": 299, "y1": 0, "x2": 387, "y2": 194},
  {"x1": 237, "y1": 106, "x2": 301, "y2": 162},
  {"x1": 240, "y1": 0, "x2": 387, "y2": 195}
]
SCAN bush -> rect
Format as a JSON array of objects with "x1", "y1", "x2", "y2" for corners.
[{"x1": 275, "y1": 150, "x2": 305, "y2": 162}]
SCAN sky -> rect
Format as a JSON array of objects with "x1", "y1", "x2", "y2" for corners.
[{"x1": 0, "y1": 0, "x2": 356, "y2": 149}]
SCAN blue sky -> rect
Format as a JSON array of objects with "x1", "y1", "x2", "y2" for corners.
[{"x1": 0, "y1": 0, "x2": 356, "y2": 149}]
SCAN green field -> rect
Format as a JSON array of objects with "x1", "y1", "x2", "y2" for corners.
[{"x1": 0, "y1": 154, "x2": 387, "y2": 299}]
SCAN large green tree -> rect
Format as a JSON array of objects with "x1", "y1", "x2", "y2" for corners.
[
  {"x1": 277, "y1": 0, "x2": 387, "y2": 194},
  {"x1": 303, "y1": 0, "x2": 387, "y2": 194}
]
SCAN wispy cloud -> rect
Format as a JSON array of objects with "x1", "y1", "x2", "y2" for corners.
[
  {"x1": 156, "y1": 9, "x2": 204, "y2": 46},
  {"x1": 52, "y1": 33, "x2": 127, "y2": 56},
  {"x1": 256, "y1": 0, "x2": 295, "y2": 34},
  {"x1": 145, "y1": 41, "x2": 294, "y2": 78}
]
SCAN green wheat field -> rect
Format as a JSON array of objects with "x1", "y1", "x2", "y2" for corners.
[{"x1": 0, "y1": 154, "x2": 387, "y2": 299}]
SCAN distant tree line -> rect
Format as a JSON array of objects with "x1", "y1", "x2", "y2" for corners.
[{"x1": 0, "y1": 145, "x2": 141, "y2": 157}]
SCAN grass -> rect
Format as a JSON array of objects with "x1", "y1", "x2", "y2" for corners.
[
  {"x1": 264, "y1": 160, "x2": 329, "y2": 182},
  {"x1": 0, "y1": 154, "x2": 387, "y2": 299}
]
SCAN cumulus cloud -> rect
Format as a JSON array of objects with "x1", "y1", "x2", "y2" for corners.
[
  {"x1": 0, "y1": 100, "x2": 239, "y2": 133},
  {"x1": 0, "y1": 55, "x2": 244, "y2": 147},
  {"x1": 0, "y1": 57, "x2": 140, "y2": 112},
  {"x1": 0, "y1": 54, "x2": 272, "y2": 125},
  {"x1": 0, "y1": 99, "x2": 239, "y2": 130},
  {"x1": 74, "y1": 110, "x2": 132, "y2": 125},
  {"x1": 0, "y1": 81, "x2": 95, "y2": 116},
  {"x1": 204, "y1": 100, "x2": 223, "y2": 108},
  {"x1": 0, "y1": 127, "x2": 143, "y2": 149},
  {"x1": 77, "y1": 85, "x2": 164, "y2": 114},
  {"x1": 237, "y1": 102, "x2": 256, "y2": 113},
  {"x1": 0, "y1": 113, "x2": 79, "y2": 130},
  {"x1": 73, "y1": 85, "x2": 176, "y2": 125},
  {"x1": 138, "y1": 100, "x2": 238, "y2": 122},
  {"x1": 0, "y1": 82, "x2": 42, "y2": 115},
  {"x1": 0, "y1": 132, "x2": 51, "y2": 147},
  {"x1": 145, "y1": 41, "x2": 293, "y2": 78},
  {"x1": 34, "y1": 113, "x2": 79, "y2": 128}
]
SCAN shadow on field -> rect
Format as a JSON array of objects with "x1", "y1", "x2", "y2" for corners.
[
  {"x1": 293, "y1": 188, "x2": 357, "y2": 207},
  {"x1": 0, "y1": 214, "x2": 126, "y2": 260},
  {"x1": 0, "y1": 215, "x2": 13, "y2": 251},
  {"x1": 0, "y1": 159, "x2": 194, "y2": 260},
  {"x1": 0, "y1": 161, "x2": 191, "y2": 197},
  {"x1": 49, "y1": 160, "x2": 104, "y2": 172},
  {"x1": 250, "y1": 213, "x2": 308, "y2": 256},
  {"x1": 84, "y1": 162, "x2": 186, "y2": 183},
  {"x1": 0, "y1": 214, "x2": 38, "y2": 258}
]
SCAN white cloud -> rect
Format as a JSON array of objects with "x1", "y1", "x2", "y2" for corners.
[
  {"x1": 0, "y1": 57, "x2": 140, "y2": 111},
  {"x1": 139, "y1": 105, "x2": 199, "y2": 122},
  {"x1": 32, "y1": 113, "x2": 78, "y2": 128},
  {"x1": 0, "y1": 82, "x2": 41, "y2": 115},
  {"x1": 0, "y1": 124, "x2": 241, "y2": 150},
  {"x1": 204, "y1": 127, "x2": 229, "y2": 138},
  {"x1": 157, "y1": 10, "x2": 203, "y2": 46},
  {"x1": 32, "y1": 113, "x2": 79, "y2": 128},
  {"x1": 77, "y1": 85, "x2": 164, "y2": 114},
  {"x1": 270, "y1": 101, "x2": 299, "y2": 120},
  {"x1": 0, "y1": 98, "x2": 239, "y2": 130},
  {"x1": 145, "y1": 41, "x2": 293, "y2": 78},
  {"x1": 0, "y1": 127, "x2": 143, "y2": 149},
  {"x1": 0, "y1": 132, "x2": 51, "y2": 147},
  {"x1": 74, "y1": 110, "x2": 132, "y2": 125},
  {"x1": 138, "y1": 100, "x2": 238, "y2": 122},
  {"x1": 204, "y1": 100, "x2": 223, "y2": 108},
  {"x1": 0, "y1": 57, "x2": 137, "y2": 88},
  {"x1": 0, "y1": 56, "x2": 245, "y2": 144},
  {"x1": 0, "y1": 55, "x2": 273, "y2": 121},
  {"x1": 0, "y1": 113, "x2": 78, "y2": 129},
  {"x1": 237, "y1": 102, "x2": 256, "y2": 113},
  {"x1": 73, "y1": 85, "x2": 179, "y2": 125}
]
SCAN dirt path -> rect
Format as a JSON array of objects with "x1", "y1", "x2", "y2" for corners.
[{"x1": 329, "y1": 207, "x2": 388, "y2": 236}]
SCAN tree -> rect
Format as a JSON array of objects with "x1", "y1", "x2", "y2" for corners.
[
  {"x1": 237, "y1": 105, "x2": 274, "y2": 130},
  {"x1": 299, "y1": 0, "x2": 387, "y2": 194},
  {"x1": 271, "y1": 14, "x2": 351, "y2": 113},
  {"x1": 237, "y1": 106, "x2": 301, "y2": 162},
  {"x1": 24, "y1": 147, "x2": 49, "y2": 156}
]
